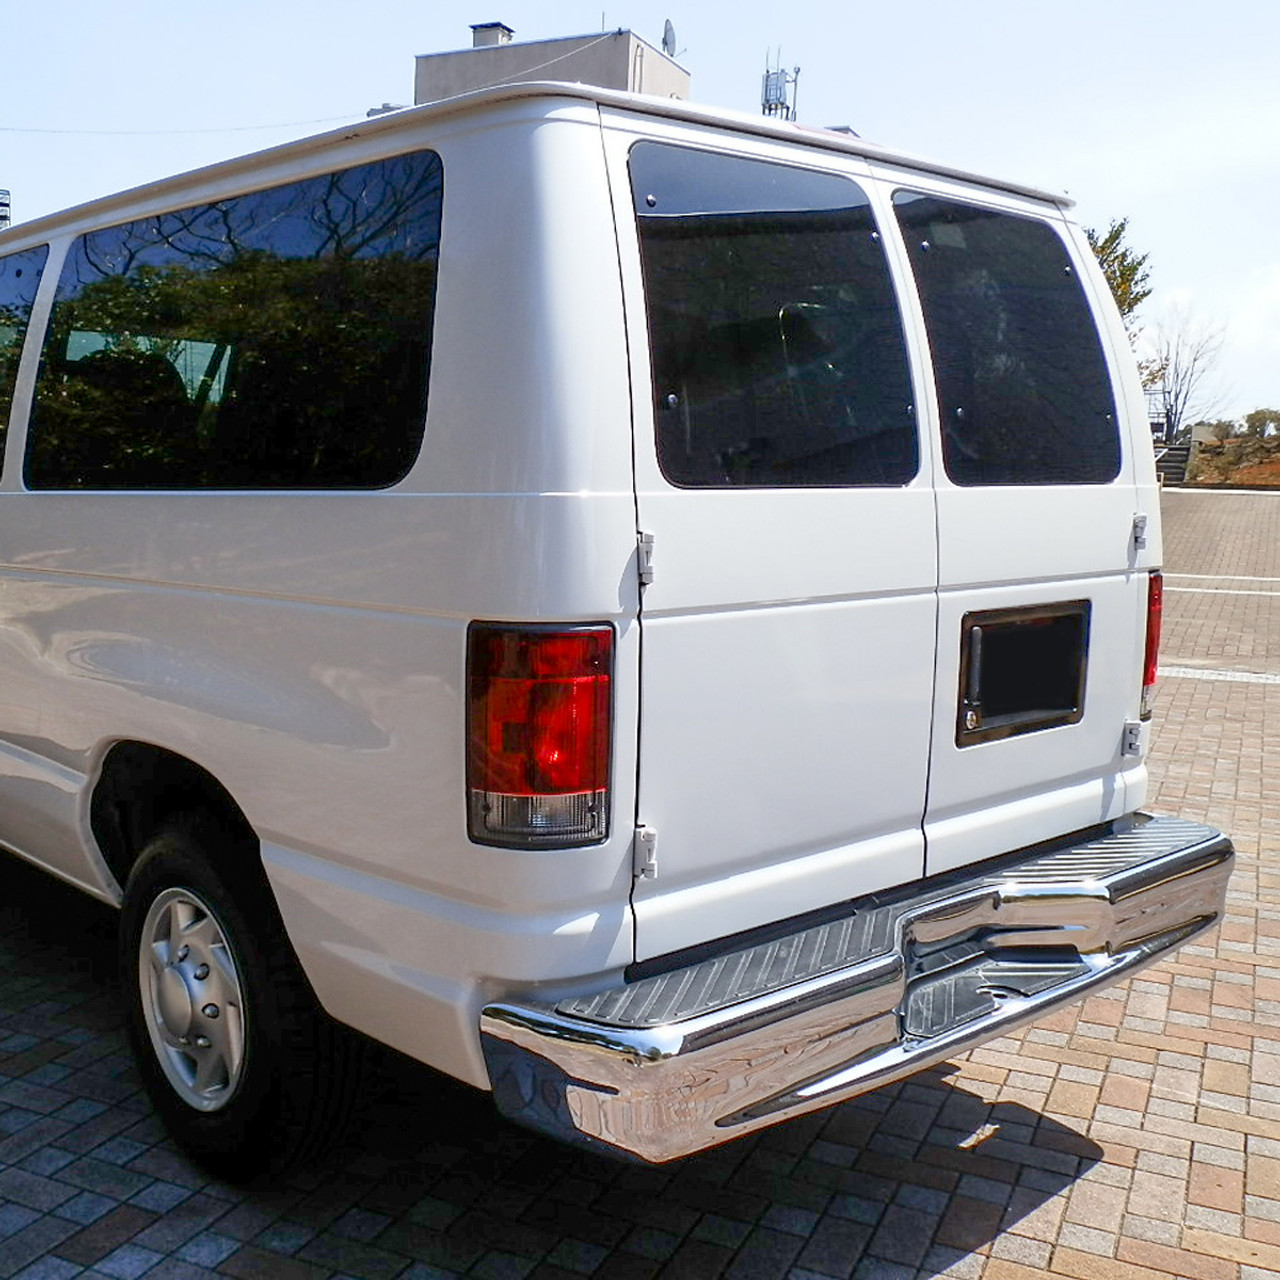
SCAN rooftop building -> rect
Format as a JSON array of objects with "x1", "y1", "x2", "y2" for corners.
[{"x1": 415, "y1": 23, "x2": 690, "y2": 106}]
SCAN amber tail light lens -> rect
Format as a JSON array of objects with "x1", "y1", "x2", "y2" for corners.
[
  {"x1": 467, "y1": 623, "x2": 612, "y2": 847},
  {"x1": 1141, "y1": 572, "x2": 1162, "y2": 720}
]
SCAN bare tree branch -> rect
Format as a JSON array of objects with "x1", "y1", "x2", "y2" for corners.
[{"x1": 1148, "y1": 307, "x2": 1225, "y2": 441}]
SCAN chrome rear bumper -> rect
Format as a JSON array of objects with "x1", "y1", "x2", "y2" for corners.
[{"x1": 480, "y1": 814, "x2": 1232, "y2": 1162}]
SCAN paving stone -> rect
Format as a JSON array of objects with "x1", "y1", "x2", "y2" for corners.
[
  {"x1": 140, "y1": 1262, "x2": 222, "y2": 1280},
  {"x1": 543, "y1": 1237, "x2": 609, "y2": 1274},
  {"x1": 129, "y1": 1182, "x2": 191, "y2": 1214},
  {"x1": 793, "y1": 1216, "x2": 871, "y2": 1278},
  {"x1": 0, "y1": 1109, "x2": 42, "y2": 1138},
  {"x1": 760, "y1": 1205, "x2": 820, "y2": 1237},
  {"x1": 0, "y1": 1205, "x2": 42, "y2": 1240},
  {"x1": 921, "y1": 1244, "x2": 984, "y2": 1278},
  {"x1": 56, "y1": 1158, "x2": 154, "y2": 1202},
  {"x1": 204, "y1": 1205, "x2": 277, "y2": 1245},
  {"x1": 331, "y1": 1208, "x2": 391, "y2": 1244},
  {"x1": 173, "y1": 1232, "x2": 239, "y2": 1268},
  {"x1": 371, "y1": 1222, "x2": 485, "y2": 1272},
  {"x1": 722, "y1": 1225, "x2": 804, "y2": 1279},
  {"x1": 10, "y1": 1258, "x2": 84, "y2": 1280},
  {"x1": 218, "y1": 1243, "x2": 331, "y2": 1280},
  {"x1": 295, "y1": 1230, "x2": 410, "y2": 1280},
  {"x1": 992, "y1": 1231, "x2": 1052, "y2": 1267},
  {"x1": 119, "y1": 1148, "x2": 212, "y2": 1192},
  {"x1": 131, "y1": 1194, "x2": 230, "y2": 1252},
  {"x1": 396, "y1": 1266, "x2": 460, "y2": 1280},
  {"x1": 656, "y1": 1237, "x2": 733, "y2": 1279},
  {"x1": 0, "y1": 1168, "x2": 79, "y2": 1212},
  {"x1": 0, "y1": 1118, "x2": 75, "y2": 1165},
  {"x1": 865, "y1": 1204, "x2": 936, "y2": 1267},
  {"x1": 51, "y1": 1112, "x2": 140, "y2": 1156},
  {"x1": 251, "y1": 1221, "x2": 314, "y2": 1255},
  {"x1": 20, "y1": 1147, "x2": 78, "y2": 1178},
  {"x1": 52, "y1": 1192, "x2": 119, "y2": 1227},
  {"x1": 0, "y1": 1218, "x2": 81, "y2": 1280},
  {"x1": 690, "y1": 1215, "x2": 753, "y2": 1249},
  {"x1": 470, "y1": 1253, "x2": 536, "y2": 1280},
  {"x1": 591, "y1": 1256, "x2": 659, "y2": 1280},
  {"x1": 93, "y1": 1243, "x2": 167, "y2": 1280},
  {"x1": 54, "y1": 1205, "x2": 161, "y2": 1265},
  {"x1": 851, "y1": 1260, "x2": 914, "y2": 1280}
]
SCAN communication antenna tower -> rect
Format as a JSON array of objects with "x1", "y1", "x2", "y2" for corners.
[{"x1": 761, "y1": 54, "x2": 799, "y2": 121}]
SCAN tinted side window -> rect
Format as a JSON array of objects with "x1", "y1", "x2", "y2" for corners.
[
  {"x1": 893, "y1": 193, "x2": 1120, "y2": 486},
  {"x1": 631, "y1": 143, "x2": 917, "y2": 488},
  {"x1": 0, "y1": 246, "x2": 49, "y2": 471},
  {"x1": 29, "y1": 152, "x2": 442, "y2": 490}
]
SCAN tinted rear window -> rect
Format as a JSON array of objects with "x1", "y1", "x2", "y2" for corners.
[
  {"x1": 893, "y1": 192, "x2": 1120, "y2": 486},
  {"x1": 28, "y1": 151, "x2": 442, "y2": 490},
  {"x1": 631, "y1": 142, "x2": 917, "y2": 488},
  {"x1": 0, "y1": 245, "x2": 49, "y2": 473}
]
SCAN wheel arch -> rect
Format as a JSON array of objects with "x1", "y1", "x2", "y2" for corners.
[{"x1": 90, "y1": 741, "x2": 259, "y2": 891}]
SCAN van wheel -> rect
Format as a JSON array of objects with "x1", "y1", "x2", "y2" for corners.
[{"x1": 120, "y1": 815, "x2": 360, "y2": 1180}]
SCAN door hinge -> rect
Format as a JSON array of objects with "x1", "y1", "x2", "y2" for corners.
[
  {"x1": 633, "y1": 825, "x2": 658, "y2": 879},
  {"x1": 1132, "y1": 512, "x2": 1149, "y2": 551},
  {"x1": 637, "y1": 532, "x2": 655, "y2": 586},
  {"x1": 1122, "y1": 719, "x2": 1147, "y2": 757}
]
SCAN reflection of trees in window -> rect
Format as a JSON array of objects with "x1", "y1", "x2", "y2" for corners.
[
  {"x1": 30, "y1": 152, "x2": 443, "y2": 489},
  {"x1": 0, "y1": 246, "x2": 50, "y2": 470}
]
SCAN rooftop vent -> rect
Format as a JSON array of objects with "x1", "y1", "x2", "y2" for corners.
[{"x1": 471, "y1": 22, "x2": 515, "y2": 48}]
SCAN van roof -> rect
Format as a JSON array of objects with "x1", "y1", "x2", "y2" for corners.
[{"x1": 1, "y1": 81, "x2": 1071, "y2": 249}]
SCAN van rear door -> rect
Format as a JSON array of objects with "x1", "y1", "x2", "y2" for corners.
[
  {"x1": 884, "y1": 181, "x2": 1148, "y2": 875},
  {"x1": 604, "y1": 122, "x2": 939, "y2": 961}
]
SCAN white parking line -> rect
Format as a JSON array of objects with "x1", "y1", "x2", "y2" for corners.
[
  {"x1": 1166, "y1": 573, "x2": 1280, "y2": 583},
  {"x1": 1165, "y1": 587, "x2": 1280, "y2": 598},
  {"x1": 1161, "y1": 665, "x2": 1280, "y2": 684}
]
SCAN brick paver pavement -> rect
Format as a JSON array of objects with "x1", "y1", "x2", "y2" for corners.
[{"x1": 0, "y1": 487, "x2": 1277, "y2": 1280}]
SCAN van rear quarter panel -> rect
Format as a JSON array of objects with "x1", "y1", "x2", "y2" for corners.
[{"x1": 0, "y1": 100, "x2": 640, "y2": 1086}]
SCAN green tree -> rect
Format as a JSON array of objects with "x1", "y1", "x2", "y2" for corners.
[
  {"x1": 1085, "y1": 218, "x2": 1153, "y2": 326},
  {"x1": 1243, "y1": 408, "x2": 1280, "y2": 437},
  {"x1": 36, "y1": 252, "x2": 437, "y2": 487}
]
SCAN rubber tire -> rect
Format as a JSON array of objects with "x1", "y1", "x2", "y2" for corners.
[{"x1": 120, "y1": 814, "x2": 363, "y2": 1180}]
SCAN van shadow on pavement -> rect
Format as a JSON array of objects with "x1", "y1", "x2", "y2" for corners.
[{"x1": 0, "y1": 849, "x2": 1101, "y2": 1278}]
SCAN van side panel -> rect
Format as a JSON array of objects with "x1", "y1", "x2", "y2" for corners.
[{"x1": 0, "y1": 101, "x2": 640, "y2": 1087}]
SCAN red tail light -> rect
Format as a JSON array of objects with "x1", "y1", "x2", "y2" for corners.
[
  {"x1": 1141, "y1": 572, "x2": 1162, "y2": 720},
  {"x1": 467, "y1": 623, "x2": 612, "y2": 846}
]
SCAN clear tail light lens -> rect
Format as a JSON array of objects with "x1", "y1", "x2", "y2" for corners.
[
  {"x1": 1141, "y1": 572, "x2": 1162, "y2": 720},
  {"x1": 467, "y1": 623, "x2": 612, "y2": 847}
]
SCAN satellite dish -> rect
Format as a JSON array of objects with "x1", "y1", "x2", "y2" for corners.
[{"x1": 662, "y1": 19, "x2": 677, "y2": 57}]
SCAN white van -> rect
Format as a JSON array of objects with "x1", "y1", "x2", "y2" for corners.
[{"x1": 0, "y1": 83, "x2": 1232, "y2": 1174}]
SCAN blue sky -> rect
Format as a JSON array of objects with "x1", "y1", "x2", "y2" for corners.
[{"x1": 4, "y1": 1, "x2": 1277, "y2": 419}]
